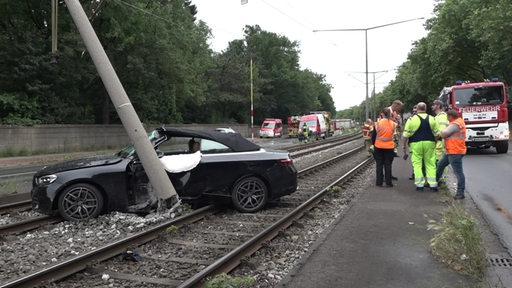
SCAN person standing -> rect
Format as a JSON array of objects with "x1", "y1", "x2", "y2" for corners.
[
  {"x1": 371, "y1": 108, "x2": 396, "y2": 187},
  {"x1": 402, "y1": 102, "x2": 439, "y2": 191},
  {"x1": 301, "y1": 122, "x2": 309, "y2": 143},
  {"x1": 436, "y1": 110, "x2": 467, "y2": 199},
  {"x1": 363, "y1": 119, "x2": 373, "y2": 156},
  {"x1": 405, "y1": 105, "x2": 418, "y2": 180},
  {"x1": 432, "y1": 100, "x2": 449, "y2": 161},
  {"x1": 432, "y1": 100, "x2": 449, "y2": 181},
  {"x1": 387, "y1": 100, "x2": 403, "y2": 158}
]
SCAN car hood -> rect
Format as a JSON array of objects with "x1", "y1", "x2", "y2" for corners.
[{"x1": 36, "y1": 155, "x2": 124, "y2": 175}]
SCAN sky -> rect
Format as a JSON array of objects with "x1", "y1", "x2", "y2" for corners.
[{"x1": 191, "y1": 0, "x2": 437, "y2": 111}]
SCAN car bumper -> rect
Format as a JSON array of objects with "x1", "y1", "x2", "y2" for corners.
[
  {"x1": 268, "y1": 165, "x2": 297, "y2": 199},
  {"x1": 31, "y1": 185, "x2": 57, "y2": 215},
  {"x1": 259, "y1": 130, "x2": 275, "y2": 137}
]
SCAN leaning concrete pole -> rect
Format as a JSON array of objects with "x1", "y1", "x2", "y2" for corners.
[{"x1": 64, "y1": 0, "x2": 178, "y2": 203}]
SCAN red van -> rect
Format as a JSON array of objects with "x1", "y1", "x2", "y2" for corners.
[{"x1": 259, "y1": 118, "x2": 283, "y2": 138}]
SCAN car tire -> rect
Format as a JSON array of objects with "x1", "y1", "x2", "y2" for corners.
[
  {"x1": 57, "y1": 183, "x2": 104, "y2": 221},
  {"x1": 231, "y1": 176, "x2": 268, "y2": 213}
]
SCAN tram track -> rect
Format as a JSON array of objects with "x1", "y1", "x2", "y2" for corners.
[
  {"x1": 0, "y1": 200, "x2": 32, "y2": 215},
  {"x1": 0, "y1": 139, "x2": 371, "y2": 288}
]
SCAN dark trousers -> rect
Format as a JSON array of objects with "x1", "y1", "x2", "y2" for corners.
[{"x1": 374, "y1": 147, "x2": 394, "y2": 185}]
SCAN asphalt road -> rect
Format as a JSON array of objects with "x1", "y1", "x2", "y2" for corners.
[{"x1": 464, "y1": 141, "x2": 512, "y2": 255}]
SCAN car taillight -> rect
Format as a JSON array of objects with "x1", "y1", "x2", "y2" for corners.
[{"x1": 279, "y1": 158, "x2": 293, "y2": 165}]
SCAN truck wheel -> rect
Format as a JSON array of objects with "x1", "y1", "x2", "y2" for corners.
[{"x1": 495, "y1": 141, "x2": 509, "y2": 154}]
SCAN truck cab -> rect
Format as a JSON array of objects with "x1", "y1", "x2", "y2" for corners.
[{"x1": 439, "y1": 79, "x2": 510, "y2": 153}]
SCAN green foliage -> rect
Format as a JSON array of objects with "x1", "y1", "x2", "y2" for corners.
[
  {"x1": 166, "y1": 225, "x2": 178, "y2": 234},
  {"x1": 328, "y1": 185, "x2": 342, "y2": 197},
  {"x1": 204, "y1": 273, "x2": 255, "y2": 288},
  {"x1": 428, "y1": 204, "x2": 488, "y2": 280}
]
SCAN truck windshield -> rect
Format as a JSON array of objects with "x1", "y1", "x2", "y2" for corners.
[
  {"x1": 300, "y1": 120, "x2": 317, "y2": 127},
  {"x1": 453, "y1": 86, "x2": 504, "y2": 107}
]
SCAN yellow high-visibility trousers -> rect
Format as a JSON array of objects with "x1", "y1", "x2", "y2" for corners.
[{"x1": 410, "y1": 141, "x2": 437, "y2": 188}]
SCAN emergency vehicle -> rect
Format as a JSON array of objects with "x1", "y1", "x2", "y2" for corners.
[
  {"x1": 259, "y1": 118, "x2": 283, "y2": 138},
  {"x1": 310, "y1": 111, "x2": 333, "y2": 136},
  {"x1": 299, "y1": 113, "x2": 327, "y2": 139},
  {"x1": 439, "y1": 78, "x2": 509, "y2": 153},
  {"x1": 332, "y1": 119, "x2": 355, "y2": 131},
  {"x1": 287, "y1": 116, "x2": 301, "y2": 138}
]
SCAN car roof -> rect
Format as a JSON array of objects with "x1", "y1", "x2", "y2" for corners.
[{"x1": 158, "y1": 127, "x2": 260, "y2": 152}]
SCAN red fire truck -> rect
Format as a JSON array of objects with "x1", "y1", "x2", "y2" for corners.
[
  {"x1": 287, "y1": 116, "x2": 301, "y2": 138},
  {"x1": 438, "y1": 78, "x2": 509, "y2": 154}
]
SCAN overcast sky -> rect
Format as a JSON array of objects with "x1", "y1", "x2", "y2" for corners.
[{"x1": 191, "y1": 0, "x2": 437, "y2": 111}]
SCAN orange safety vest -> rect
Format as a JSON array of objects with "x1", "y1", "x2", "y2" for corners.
[
  {"x1": 363, "y1": 124, "x2": 371, "y2": 138},
  {"x1": 374, "y1": 119, "x2": 396, "y2": 149},
  {"x1": 445, "y1": 118, "x2": 466, "y2": 154}
]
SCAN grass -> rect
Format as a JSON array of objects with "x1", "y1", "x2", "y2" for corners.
[
  {"x1": 166, "y1": 225, "x2": 178, "y2": 234},
  {"x1": 0, "y1": 180, "x2": 21, "y2": 195},
  {"x1": 204, "y1": 273, "x2": 255, "y2": 288},
  {"x1": 428, "y1": 201, "x2": 488, "y2": 281},
  {"x1": 328, "y1": 185, "x2": 342, "y2": 197}
]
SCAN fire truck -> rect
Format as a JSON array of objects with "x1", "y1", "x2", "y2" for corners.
[
  {"x1": 287, "y1": 116, "x2": 301, "y2": 138},
  {"x1": 438, "y1": 78, "x2": 510, "y2": 154}
]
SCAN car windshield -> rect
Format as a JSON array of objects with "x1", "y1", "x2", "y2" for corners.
[
  {"x1": 453, "y1": 86, "x2": 504, "y2": 107},
  {"x1": 262, "y1": 122, "x2": 275, "y2": 128},
  {"x1": 117, "y1": 130, "x2": 164, "y2": 158}
]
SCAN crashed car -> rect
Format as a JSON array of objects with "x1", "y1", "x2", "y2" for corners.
[{"x1": 31, "y1": 127, "x2": 297, "y2": 221}]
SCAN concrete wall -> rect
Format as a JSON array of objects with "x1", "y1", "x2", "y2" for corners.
[{"x1": 0, "y1": 124, "x2": 251, "y2": 154}]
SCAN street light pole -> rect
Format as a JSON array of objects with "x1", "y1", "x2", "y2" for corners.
[
  {"x1": 313, "y1": 17, "x2": 424, "y2": 120},
  {"x1": 365, "y1": 29, "x2": 369, "y2": 120}
]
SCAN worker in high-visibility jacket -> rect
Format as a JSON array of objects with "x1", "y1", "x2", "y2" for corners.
[
  {"x1": 432, "y1": 100, "x2": 449, "y2": 160},
  {"x1": 402, "y1": 102, "x2": 440, "y2": 191},
  {"x1": 363, "y1": 119, "x2": 373, "y2": 155},
  {"x1": 301, "y1": 122, "x2": 309, "y2": 143},
  {"x1": 432, "y1": 100, "x2": 449, "y2": 181},
  {"x1": 436, "y1": 110, "x2": 467, "y2": 200},
  {"x1": 371, "y1": 108, "x2": 396, "y2": 187}
]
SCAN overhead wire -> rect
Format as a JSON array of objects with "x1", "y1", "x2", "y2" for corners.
[
  {"x1": 112, "y1": 0, "x2": 173, "y2": 24},
  {"x1": 259, "y1": 0, "x2": 342, "y2": 48}
]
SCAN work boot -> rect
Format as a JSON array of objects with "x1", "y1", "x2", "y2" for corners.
[
  {"x1": 453, "y1": 194, "x2": 465, "y2": 200},
  {"x1": 416, "y1": 187, "x2": 424, "y2": 192}
]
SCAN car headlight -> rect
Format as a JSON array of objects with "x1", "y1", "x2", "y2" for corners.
[{"x1": 36, "y1": 174, "x2": 58, "y2": 185}]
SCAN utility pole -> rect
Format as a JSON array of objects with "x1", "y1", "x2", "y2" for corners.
[
  {"x1": 314, "y1": 17, "x2": 424, "y2": 120},
  {"x1": 346, "y1": 69, "x2": 393, "y2": 120},
  {"x1": 64, "y1": 0, "x2": 178, "y2": 208}
]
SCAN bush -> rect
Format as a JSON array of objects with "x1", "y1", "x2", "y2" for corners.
[{"x1": 428, "y1": 204, "x2": 488, "y2": 280}]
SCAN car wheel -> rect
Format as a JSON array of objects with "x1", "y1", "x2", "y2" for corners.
[
  {"x1": 231, "y1": 176, "x2": 268, "y2": 213},
  {"x1": 57, "y1": 183, "x2": 104, "y2": 221}
]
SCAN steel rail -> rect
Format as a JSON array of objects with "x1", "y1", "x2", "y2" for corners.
[
  {"x1": 0, "y1": 205, "x2": 218, "y2": 288},
  {"x1": 286, "y1": 131, "x2": 360, "y2": 153},
  {"x1": 0, "y1": 215, "x2": 61, "y2": 236},
  {"x1": 0, "y1": 200, "x2": 32, "y2": 215},
  {"x1": 297, "y1": 146, "x2": 364, "y2": 176},
  {"x1": 178, "y1": 157, "x2": 374, "y2": 287},
  {"x1": 290, "y1": 134, "x2": 362, "y2": 158}
]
